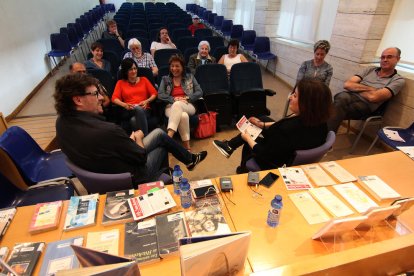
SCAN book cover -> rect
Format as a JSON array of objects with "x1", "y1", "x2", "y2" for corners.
[
  {"x1": 179, "y1": 231, "x2": 251, "y2": 276},
  {"x1": 236, "y1": 115, "x2": 262, "y2": 140},
  {"x1": 391, "y1": 197, "x2": 414, "y2": 217},
  {"x1": 39, "y1": 236, "x2": 84, "y2": 276},
  {"x1": 319, "y1": 161, "x2": 357, "y2": 183},
  {"x1": 63, "y1": 194, "x2": 99, "y2": 231},
  {"x1": 358, "y1": 175, "x2": 401, "y2": 201},
  {"x1": 128, "y1": 188, "x2": 176, "y2": 221},
  {"x1": 56, "y1": 245, "x2": 138, "y2": 276},
  {"x1": 0, "y1": 247, "x2": 9, "y2": 273},
  {"x1": 29, "y1": 200, "x2": 63, "y2": 234},
  {"x1": 6, "y1": 242, "x2": 45, "y2": 276},
  {"x1": 124, "y1": 219, "x2": 159, "y2": 264},
  {"x1": 289, "y1": 192, "x2": 330, "y2": 225},
  {"x1": 357, "y1": 205, "x2": 401, "y2": 229},
  {"x1": 301, "y1": 164, "x2": 336, "y2": 186},
  {"x1": 333, "y1": 183, "x2": 378, "y2": 213},
  {"x1": 102, "y1": 189, "x2": 135, "y2": 225},
  {"x1": 138, "y1": 181, "x2": 165, "y2": 195},
  {"x1": 194, "y1": 195, "x2": 221, "y2": 209},
  {"x1": 155, "y1": 211, "x2": 189, "y2": 257},
  {"x1": 312, "y1": 216, "x2": 368, "y2": 240},
  {"x1": 86, "y1": 229, "x2": 120, "y2": 256},
  {"x1": 0, "y1": 207, "x2": 16, "y2": 240},
  {"x1": 279, "y1": 167, "x2": 313, "y2": 190},
  {"x1": 309, "y1": 187, "x2": 354, "y2": 217},
  {"x1": 185, "y1": 205, "x2": 231, "y2": 237}
]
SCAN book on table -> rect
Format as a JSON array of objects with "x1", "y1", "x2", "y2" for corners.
[
  {"x1": 55, "y1": 245, "x2": 139, "y2": 276},
  {"x1": 312, "y1": 216, "x2": 368, "y2": 240},
  {"x1": 29, "y1": 200, "x2": 63, "y2": 234},
  {"x1": 236, "y1": 115, "x2": 262, "y2": 140},
  {"x1": 0, "y1": 207, "x2": 16, "y2": 240},
  {"x1": 301, "y1": 164, "x2": 336, "y2": 186},
  {"x1": 319, "y1": 161, "x2": 357, "y2": 183},
  {"x1": 124, "y1": 219, "x2": 160, "y2": 264},
  {"x1": 155, "y1": 211, "x2": 190, "y2": 258},
  {"x1": 127, "y1": 188, "x2": 176, "y2": 221},
  {"x1": 288, "y1": 192, "x2": 331, "y2": 225},
  {"x1": 391, "y1": 197, "x2": 414, "y2": 217},
  {"x1": 357, "y1": 205, "x2": 401, "y2": 229},
  {"x1": 138, "y1": 181, "x2": 165, "y2": 195},
  {"x1": 0, "y1": 246, "x2": 9, "y2": 273},
  {"x1": 179, "y1": 231, "x2": 251, "y2": 276},
  {"x1": 63, "y1": 194, "x2": 99, "y2": 231},
  {"x1": 308, "y1": 187, "x2": 354, "y2": 217},
  {"x1": 39, "y1": 236, "x2": 84, "y2": 276},
  {"x1": 358, "y1": 175, "x2": 401, "y2": 202},
  {"x1": 333, "y1": 183, "x2": 378, "y2": 213},
  {"x1": 102, "y1": 189, "x2": 135, "y2": 225},
  {"x1": 185, "y1": 204, "x2": 231, "y2": 237},
  {"x1": 86, "y1": 229, "x2": 120, "y2": 256},
  {"x1": 6, "y1": 242, "x2": 45, "y2": 276}
]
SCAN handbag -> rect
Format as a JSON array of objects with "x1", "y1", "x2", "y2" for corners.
[{"x1": 194, "y1": 111, "x2": 217, "y2": 139}]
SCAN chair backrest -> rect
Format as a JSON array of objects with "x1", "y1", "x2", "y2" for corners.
[
  {"x1": 154, "y1": 48, "x2": 181, "y2": 68},
  {"x1": 0, "y1": 171, "x2": 21, "y2": 208},
  {"x1": 208, "y1": 13, "x2": 217, "y2": 25},
  {"x1": 50, "y1": 33, "x2": 72, "y2": 52},
  {"x1": 212, "y1": 46, "x2": 227, "y2": 61},
  {"x1": 213, "y1": 16, "x2": 224, "y2": 29},
  {"x1": 195, "y1": 64, "x2": 229, "y2": 95},
  {"x1": 126, "y1": 29, "x2": 149, "y2": 40},
  {"x1": 230, "y1": 25, "x2": 244, "y2": 40},
  {"x1": 0, "y1": 126, "x2": 47, "y2": 182},
  {"x1": 177, "y1": 36, "x2": 198, "y2": 54},
  {"x1": 172, "y1": 29, "x2": 192, "y2": 42},
  {"x1": 0, "y1": 112, "x2": 8, "y2": 136},
  {"x1": 127, "y1": 23, "x2": 147, "y2": 32},
  {"x1": 292, "y1": 131, "x2": 336, "y2": 166},
  {"x1": 184, "y1": 47, "x2": 199, "y2": 64},
  {"x1": 241, "y1": 30, "x2": 256, "y2": 47},
  {"x1": 194, "y1": 28, "x2": 213, "y2": 42},
  {"x1": 254, "y1": 36, "x2": 271, "y2": 54},
  {"x1": 0, "y1": 148, "x2": 28, "y2": 191},
  {"x1": 65, "y1": 159, "x2": 133, "y2": 194},
  {"x1": 229, "y1": 62, "x2": 263, "y2": 95},
  {"x1": 137, "y1": 67, "x2": 156, "y2": 87},
  {"x1": 97, "y1": 38, "x2": 124, "y2": 59},
  {"x1": 205, "y1": 36, "x2": 224, "y2": 52},
  {"x1": 87, "y1": 69, "x2": 115, "y2": 97},
  {"x1": 221, "y1": 19, "x2": 233, "y2": 33},
  {"x1": 168, "y1": 23, "x2": 186, "y2": 34}
]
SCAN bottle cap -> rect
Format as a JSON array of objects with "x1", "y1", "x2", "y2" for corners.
[
  {"x1": 174, "y1": 165, "x2": 180, "y2": 170},
  {"x1": 275, "y1": 195, "x2": 282, "y2": 201}
]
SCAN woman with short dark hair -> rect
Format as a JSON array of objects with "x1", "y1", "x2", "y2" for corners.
[
  {"x1": 158, "y1": 55, "x2": 203, "y2": 150},
  {"x1": 150, "y1": 27, "x2": 177, "y2": 56},
  {"x1": 84, "y1": 42, "x2": 112, "y2": 73},
  {"x1": 213, "y1": 79, "x2": 332, "y2": 173},
  {"x1": 112, "y1": 58, "x2": 158, "y2": 135},
  {"x1": 218, "y1": 39, "x2": 248, "y2": 73}
]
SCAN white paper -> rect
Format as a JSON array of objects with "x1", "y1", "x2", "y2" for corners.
[
  {"x1": 320, "y1": 161, "x2": 357, "y2": 183},
  {"x1": 309, "y1": 187, "x2": 354, "y2": 217},
  {"x1": 397, "y1": 146, "x2": 414, "y2": 160},
  {"x1": 236, "y1": 115, "x2": 262, "y2": 140},
  {"x1": 302, "y1": 164, "x2": 336, "y2": 186},
  {"x1": 289, "y1": 192, "x2": 330, "y2": 224},
  {"x1": 279, "y1": 167, "x2": 313, "y2": 190},
  {"x1": 333, "y1": 183, "x2": 378, "y2": 213},
  {"x1": 383, "y1": 129, "x2": 405, "y2": 142},
  {"x1": 359, "y1": 175, "x2": 400, "y2": 200}
]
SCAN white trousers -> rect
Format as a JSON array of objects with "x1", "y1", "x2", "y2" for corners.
[{"x1": 165, "y1": 101, "x2": 196, "y2": 141}]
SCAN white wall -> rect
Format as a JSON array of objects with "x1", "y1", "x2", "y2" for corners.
[{"x1": 0, "y1": 0, "x2": 96, "y2": 117}]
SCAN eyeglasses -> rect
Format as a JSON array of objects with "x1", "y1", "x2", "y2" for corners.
[
  {"x1": 380, "y1": 55, "x2": 398, "y2": 60},
  {"x1": 83, "y1": 91, "x2": 99, "y2": 98}
]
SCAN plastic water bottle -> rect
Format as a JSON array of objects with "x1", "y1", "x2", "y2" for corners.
[
  {"x1": 267, "y1": 195, "x2": 283, "y2": 227},
  {"x1": 172, "y1": 165, "x2": 183, "y2": 195},
  {"x1": 180, "y1": 178, "x2": 192, "y2": 209}
]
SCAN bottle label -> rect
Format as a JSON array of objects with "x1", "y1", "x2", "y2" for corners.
[
  {"x1": 180, "y1": 190, "x2": 192, "y2": 208},
  {"x1": 267, "y1": 207, "x2": 281, "y2": 227},
  {"x1": 173, "y1": 175, "x2": 182, "y2": 183}
]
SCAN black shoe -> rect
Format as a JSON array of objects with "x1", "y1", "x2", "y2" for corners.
[
  {"x1": 187, "y1": 151, "x2": 207, "y2": 171},
  {"x1": 213, "y1": 140, "x2": 233, "y2": 158}
]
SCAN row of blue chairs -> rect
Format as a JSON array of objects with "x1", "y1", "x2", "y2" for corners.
[{"x1": 186, "y1": 4, "x2": 277, "y2": 69}]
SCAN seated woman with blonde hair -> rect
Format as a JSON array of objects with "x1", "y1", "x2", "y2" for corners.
[
  {"x1": 213, "y1": 79, "x2": 332, "y2": 174},
  {"x1": 158, "y1": 55, "x2": 203, "y2": 150}
]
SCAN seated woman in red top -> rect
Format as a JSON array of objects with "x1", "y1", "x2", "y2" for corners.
[{"x1": 112, "y1": 58, "x2": 158, "y2": 135}]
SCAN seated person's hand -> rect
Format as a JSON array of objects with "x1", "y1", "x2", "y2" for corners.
[
  {"x1": 137, "y1": 100, "x2": 149, "y2": 109},
  {"x1": 130, "y1": 130, "x2": 144, "y2": 141},
  {"x1": 241, "y1": 130, "x2": 252, "y2": 142},
  {"x1": 124, "y1": 103, "x2": 135, "y2": 110},
  {"x1": 248, "y1": 117, "x2": 261, "y2": 128},
  {"x1": 174, "y1": 96, "x2": 188, "y2": 103}
]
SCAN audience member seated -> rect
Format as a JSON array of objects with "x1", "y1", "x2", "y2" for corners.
[
  {"x1": 213, "y1": 79, "x2": 332, "y2": 174},
  {"x1": 123, "y1": 38, "x2": 158, "y2": 76},
  {"x1": 102, "y1": 19, "x2": 125, "y2": 48},
  {"x1": 84, "y1": 42, "x2": 112, "y2": 73},
  {"x1": 158, "y1": 55, "x2": 203, "y2": 150},
  {"x1": 150, "y1": 27, "x2": 177, "y2": 56},
  {"x1": 218, "y1": 39, "x2": 248, "y2": 74},
  {"x1": 328, "y1": 47, "x2": 405, "y2": 133},
  {"x1": 69, "y1": 62, "x2": 111, "y2": 109},
  {"x1": 187, "y1": 40, "x2": 216, "y2": 74},
  {"x1": 54, "y1": 74, "x2": 207, "y2": 186},
  {"x1": 188, "y1": 14, "x2": 205, "y2": 36},
  {"x1": 112, "y1": 58, "x2": 158, "y2": 136},
  {"x1": 296, "y1": 40, "x2": 333, "y2": 86}
]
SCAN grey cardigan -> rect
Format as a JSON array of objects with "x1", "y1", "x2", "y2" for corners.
[{"x1": 158, "y1": 73, "x2": 203, "y2": 104}]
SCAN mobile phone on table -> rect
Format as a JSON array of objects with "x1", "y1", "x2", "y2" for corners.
[{"x1": 259, "y1": 172, "x2": 279, "y2": 188}]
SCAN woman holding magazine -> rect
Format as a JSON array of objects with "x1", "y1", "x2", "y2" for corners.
[{"x1": 213, "y1": 79, "x2": 332, "y2": 174}]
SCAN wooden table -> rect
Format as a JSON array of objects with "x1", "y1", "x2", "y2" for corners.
[
  {"x1": 217, "y1": 151, "x2": 414, "y2": 274},
  {"x1": 1, "y1": 152, "x2": 413, "y2": 275}
]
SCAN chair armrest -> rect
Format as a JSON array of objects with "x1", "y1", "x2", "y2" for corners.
[{"x1": 28, "y1": 177, "x2": 73, "y2": 190}]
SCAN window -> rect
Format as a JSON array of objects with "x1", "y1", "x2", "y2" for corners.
[
  {"x1": 277, "y1": 0, "x2": 339, "y2": 44},
  {"x1": 212, "y1": 0, "x2": 222, "y2": 15},
  {"x1": 234, "y1": 0, "x2": 255, "y2": 29},
  {"x1": 377, "y1": 0, "x2": 414, "y2": 69}
]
